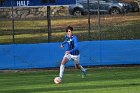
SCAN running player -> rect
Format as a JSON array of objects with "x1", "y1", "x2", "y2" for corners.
[{"x1": 59, "y1": 26, "x2": 86, "y2": 80}]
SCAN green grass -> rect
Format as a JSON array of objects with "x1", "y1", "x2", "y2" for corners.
[{"x1": 0, "y1": 66, "x2": 140, "y2": 93}]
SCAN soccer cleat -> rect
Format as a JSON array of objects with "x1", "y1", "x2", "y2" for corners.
[{"x1": 82, "y1": 69, "x2": 87, "y2": 78}]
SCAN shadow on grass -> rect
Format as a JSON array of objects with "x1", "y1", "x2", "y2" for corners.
[
  {"x1": 63, "y1": 68, "x2": 140, "y2": 84},
  {"x1": 1, "y1": 68, "x2": 140, "y2": 87},
  {"x1": 0, "y1": 82, "x2": 140, "y2": 93}
]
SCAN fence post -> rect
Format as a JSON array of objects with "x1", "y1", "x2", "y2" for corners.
[
  {"x1": 87, "y1": 0, "x2": 91, "y2": 40},
  {"x1": 97, "y1": 0, "x2": 101, "y2": 40},
  {"x1": 47, "y1": 6, "x2": 51, "y2": 43},
  {"x1": 11, "y1": 0, "x2": 15, "y2": 44}
]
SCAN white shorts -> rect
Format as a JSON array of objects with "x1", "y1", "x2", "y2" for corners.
[{"x1": 64, "y1": 54, "x2": 80, "y2": 64}]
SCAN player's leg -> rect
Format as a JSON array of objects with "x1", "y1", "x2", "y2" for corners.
[
  {"x1": 76, "y1": 64, "x2": 87, "y2": 78},
  {"x1": 72, "y1": 55, "x2": 87, "y2": 78},
  {"x1": 59, "y1": 54, "x2": 71, "y2": 79}
]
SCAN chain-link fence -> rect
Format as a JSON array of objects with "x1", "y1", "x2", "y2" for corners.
[{"x1": 0, "y1": 1, "x2": 140, "y2": 44}]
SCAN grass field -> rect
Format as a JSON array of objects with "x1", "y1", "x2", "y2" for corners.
[{"x1": 0, "y1": 66, "x2": 140, "y2": 93}]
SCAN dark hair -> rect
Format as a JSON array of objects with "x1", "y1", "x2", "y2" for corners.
[{"x1": 66, "y1": 26, "x2": 73, "y2": 32}]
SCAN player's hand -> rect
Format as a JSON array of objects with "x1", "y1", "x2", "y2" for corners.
[
  {"x1": 65, "y1": 51, "x2": 70, "y2": 54},
  {"x1": 61, "y1": 44, "x2": 64, "y2": 48}
]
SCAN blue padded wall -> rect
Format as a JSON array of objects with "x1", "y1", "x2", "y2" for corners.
[{"x1": 0, "y1": 40, "x2": 140, "y2": 69}]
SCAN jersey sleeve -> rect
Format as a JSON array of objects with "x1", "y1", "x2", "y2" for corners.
[{"x1": 61, "y1": 35, "x2": 68, "y2": 45}]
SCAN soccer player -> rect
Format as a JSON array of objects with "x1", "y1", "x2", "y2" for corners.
[{"x1": 59, "y1": 26, "x2": 86, "y2": 80}]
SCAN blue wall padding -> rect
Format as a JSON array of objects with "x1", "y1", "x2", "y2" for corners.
[{"x1": 0, "y1": 40, "x2": 140, "y2": 69}]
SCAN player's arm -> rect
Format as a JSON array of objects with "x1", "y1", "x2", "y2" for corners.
[
  {"x1": 61, "y1": 40, "x2": 67, "y2": 48},
  {"x1": 69, "y1": 36, "x2": 78, "y2": 53},
  {"x1": 61, "y1": 35, "x2": 68, "y2": 48}
]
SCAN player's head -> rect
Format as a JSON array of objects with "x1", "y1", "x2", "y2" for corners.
[
  {"x1": 66, "y1": 26, "x2": 73, "y2": 32},
  {"x1": 66, "y1": 26, "x2": 73, "y2": 37}
]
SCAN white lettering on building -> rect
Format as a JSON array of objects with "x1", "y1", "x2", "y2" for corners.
[{"x1": 17, "y1": 1, "x2": 30, "y2": 6}]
